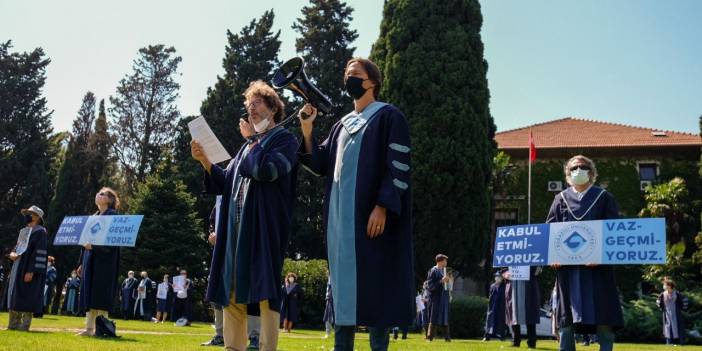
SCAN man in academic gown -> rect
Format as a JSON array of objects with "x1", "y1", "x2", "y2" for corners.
[
  {"x1": 62, "y1": 271, "x2": 81, "y2": 315},
  {"x1": 546, "y1": 155, "x2": 624, "y2": 351},
  {"x1": 484, "y1": 270, "x2": 507, "y2": 341},
  {"x1": 120, "y1": 271, "x2": 138, "y2": 320},
  {"x1": 298, "y1": 57, "x2": 414, "y2": 351},
  {"x1": 43, "y1": 256, "x2": 57, "y2": 314},
  {"x1": 426, "y1": 254, "x2": 451, "y2": 342},
  {"x1": 504, "y1": 266, "x2": 541, "y2": 348},
  {"x1": 7, "y1": 206, "x2": 49, "y2": 331},
  {"x1": 134, "y1": 271, "x2": 156, "y2": 321},
  {"x1": 191, "y1": 80, "x2": 298, "y2": 351}
]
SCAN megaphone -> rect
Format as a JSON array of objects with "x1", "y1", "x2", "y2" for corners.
[{"x1": 271, "y1": 57, "x2": 332, "y2": 115}]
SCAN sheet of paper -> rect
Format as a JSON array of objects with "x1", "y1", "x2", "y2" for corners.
[
  {"x1": 173, "y1": 276, "x2": 185, "y2": 292},
  {"x1": 188, "y1": 116, "x2": 232, "y2": 164}
]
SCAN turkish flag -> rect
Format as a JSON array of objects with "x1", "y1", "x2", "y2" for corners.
[{"x1": 529, "y1": 131, "x2": 536, "y2": 164}]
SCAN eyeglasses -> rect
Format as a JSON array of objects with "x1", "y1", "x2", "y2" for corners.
[
  {"x1": 569, "y1": 165, "x2": 591, "y2": 172},
  {"x1": 244, "y1": 99, "x2": 264, "y2": 110},
  {"x1": 98, "y1": 192, "x2": 107, "y2": 196}
]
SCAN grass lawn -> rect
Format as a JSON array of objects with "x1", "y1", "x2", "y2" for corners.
[{"x1": 1, "y1": 314, "x2": 700, "y2": 350}]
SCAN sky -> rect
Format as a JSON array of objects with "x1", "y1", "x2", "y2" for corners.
[{"x1": 1, "y1": 0, "x2": 700, "y2": 134}]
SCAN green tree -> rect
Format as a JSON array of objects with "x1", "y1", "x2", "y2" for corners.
[
  {"x1": 0, "y1": 40, "x2": 56, "y2": 251},
  {"x1": 640, "y1": 178, "x2": 700, "y2": 289},
  {"x1": 290, "y1": 0, "x2": 358, "y2": 259},
  {"x1": 199, "y1": 10, "x2": 281, "y2": 155},
  {"x1": 175, "y1": 11, "x2": 282, "y2": 232},
  {"x1": 370, "y1": 0, "x2": 497, "y2": 280},
  {"x1": 109, "y1": 45, "x2": 182, "y2": 188},
  {"x1": 124, "y1": 160, "x2": 207, "y2": 280}
]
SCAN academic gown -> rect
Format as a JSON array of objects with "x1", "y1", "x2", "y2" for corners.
[
  {"x1": 657, "y1": 291, "x2": 688, "y2": 343},
  {"x1": 485, "y1": 281, "x2": 506, "y2": 335},
  {"x1": 62, "y1": 277, "x2": 81, "y2": 314},
  {"x1": 9, "y1": 225, "x2": 49, "y2": 314},
  {"x1": 504, "y1": 267, "x2": 542, "y2": 326},
  {"x1": 44, "y1": 265, "x2": 57, "y2": 308},
  {"x1": 426, "y1": 266, "x2": 450, "y2": 326},
  {"x1": 323, "y1": 279, "x2": 335, "y2": 325},
  {"x1": 204, "y1": 126, "x2": 298, "y2": 313},
  {"x1": 546, "y1": 185, "x2": 624, "y2": 333},
  {"x1": 120, "y1": 277, "x2": 138, "y2": 316},
  {"x1": 280, "y1": 283, "x2": 303, "y2": 324},
  {"x1": 299, "y1": 102, "x2": 414, "y2": 328},
  {"x1": 78, "y1": 209, "x2": 120, "y2": 311},
  {"x1": 134, "y1": 277, "x2": 156, "y2": 319}
]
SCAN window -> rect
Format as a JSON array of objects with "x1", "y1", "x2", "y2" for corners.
[
  {"x1": 495, "y1": 209, "x2": 519, "y2": 227},
  {"x1": 638, "y1": 163, "x2": 658, "y2": 181}
]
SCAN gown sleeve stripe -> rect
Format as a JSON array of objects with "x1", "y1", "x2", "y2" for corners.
[
  {"x1": 36, "y1": 249, "x2": 47, "y2": 255},
  {"x1": 392, "y1": 160, "x2": 410, "y2": 172},
  {"x1": 274, "y1": 152, "x2": 293, "y2": 174},
  {"x1": 35, "y1": 263, "x2": 46, "y2": 269},
  {"x1": 389, "y1": 143, "x2": 410, "y2": 153},
  {"x1": 35, "y1": 256, "x2": 47, "y2": 262},
  {"x1": 393, "y1": 179, "x2": 409, "y2": 190}
]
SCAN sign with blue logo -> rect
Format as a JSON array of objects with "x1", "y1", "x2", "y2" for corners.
[
  {"x1": 493, "y1": 218, "x2": 666, "y2": 266},
  {"x1": 54, "y1": 215, "x2": 144, "y2": 247}
]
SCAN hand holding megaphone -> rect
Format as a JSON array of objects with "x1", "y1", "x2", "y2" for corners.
[{"x1": 299, "y1": 103, "x2": 318, "y2": 136}]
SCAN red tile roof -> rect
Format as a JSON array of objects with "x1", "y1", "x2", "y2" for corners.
[{"x1": 495, "y1": 117, "x2": 702, "y2": 149}]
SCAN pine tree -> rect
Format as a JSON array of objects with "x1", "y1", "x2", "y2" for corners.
[
  {"x1": 199, "y1": 10, "x2": 282, "y2": 155},
  {"x1": 174, "y1": 10, "x2": 282, "y2": 233},
  {"x1": 290, "y1": 0, "x2": 358, "y2": 258},
  {"x1": 123, "y1": 159, "x2": 207, "y2": 280},
  {"x1": 0, "y1": 40, "x2": 56, "y2": 251},
  {"x1": 109, "y1": 45, "x2": 182, "y2": 188},
  {"x1": 370, "y1": 0, "x2": 497, "y2": 278}
]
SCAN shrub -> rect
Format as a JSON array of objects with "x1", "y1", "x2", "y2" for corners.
[{"x1": 449, "y1": 295, "x2": 488, "y2": 338}]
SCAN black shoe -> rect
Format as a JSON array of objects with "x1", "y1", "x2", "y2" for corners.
[
  {"x1": 201, "y1": 335, "x2": 224, "y2": 346},
  {"x1": 247, "y1": 335, "x2": 259, "y2": 350}
]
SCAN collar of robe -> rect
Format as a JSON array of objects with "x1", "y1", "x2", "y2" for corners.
[
  {"x1": 560, "y1": 187, "x2": 606, "y2": 221},
  {"x1": 340, "y1": 101, "x2": 388, "y2": 135}
]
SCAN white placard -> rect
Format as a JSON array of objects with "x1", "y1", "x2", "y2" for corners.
[{"x1": 508, "y1": 266, "x2": 530, "y2": 281}]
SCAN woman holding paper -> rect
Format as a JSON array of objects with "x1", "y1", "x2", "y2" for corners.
[
  {"x1": 546, "y1": 155, "x2": 623, "y2": 351},
  {"x1": 76, "y1": 187, "x2": 121, "y2": 337}
]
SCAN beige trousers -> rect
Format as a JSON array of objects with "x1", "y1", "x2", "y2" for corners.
[{"x1": 223, "y1": 293, "x2": 279, "y2": 351}]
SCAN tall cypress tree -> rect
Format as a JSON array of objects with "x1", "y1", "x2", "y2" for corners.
[
  {"x1": 199, "y1": 10, "x2": 282, "y2": 155},
  {"x1": 0, "y1": 41, "x2": 56, "y2": 251},
  {"x1": 290, "y1": 0, "x2": 358, "y2": 258},
  {"x1": 123, "y1": 159, "x2": 207, "y2": 282},
  {"x1": 370, "y1": 0, "x2": 497, "y2": 279},
  {"x1": 174, "y1": 10, "x2": 282, "y2": 232}
]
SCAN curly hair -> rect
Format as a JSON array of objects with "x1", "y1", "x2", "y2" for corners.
[{"x1": 243, "y1": 80, "x2": 285, "y2": 123}]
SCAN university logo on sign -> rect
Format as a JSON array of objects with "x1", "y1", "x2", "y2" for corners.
[{"x1": 549, "y1": 221, "x2": 602, "y2": 264}]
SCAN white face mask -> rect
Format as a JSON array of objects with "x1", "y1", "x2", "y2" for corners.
[
  {"x1": 253, "y1": 116, "x2": 271, "y2": 133},
  {"x1": 570, "y1": 168, "x2": 590, "y2": 186}
]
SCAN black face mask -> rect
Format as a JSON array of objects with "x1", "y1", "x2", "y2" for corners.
[
  {"x1": 344, "y1": 76, "x2": 368, "y2": 100},
  {"x1": 23, "y1": 214, "x2": 33, "y2": 224}
]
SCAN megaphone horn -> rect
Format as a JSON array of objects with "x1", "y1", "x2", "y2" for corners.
[{"x1": 271, "y1": 57, "x2": 332, "y2": 115}]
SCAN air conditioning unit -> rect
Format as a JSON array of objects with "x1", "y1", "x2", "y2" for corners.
[
  {"x1": 547, "y1": 181, "x2": 563, "y2": 192},
  {"x1": 640, "y1": 180, "x2": 653, "y2": 191}
]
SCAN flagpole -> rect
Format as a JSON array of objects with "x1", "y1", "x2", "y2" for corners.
[
  {"x1": 528, "y1": 152, "x2": 531, "y2": 225},
  {"x1": 528, "y1": 130, "x2": 533, "y2": 225}
]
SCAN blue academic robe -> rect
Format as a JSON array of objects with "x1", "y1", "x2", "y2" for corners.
[
  {"x1": 426, "y1": 266, "x2": 450, "y2": 326},
  {"x1": 62, "y1": 277, "x2": 81, "y2": 314},
  {"x1": 78, "y1": 209, "x2": 120, "y2": 311},
  {"x1": 546, "y1": 185, "x2": 624, "y2": 333},
  {"x1": 9, "y1": 225, "x2": 48, "y2": 314},
  {"x1": 120, "y1": 277, "x2": 138, "y2": 312},
  {"x1": 657, "y1": 291, "x2": 688, "y2": 343},
  {"x1": 280, "y1": 283, "x2": 303, "y2": 324},
  {"x1": 485, "y1": 281, "x2": 506, "y2": 335},
  {"x1": 204, "y1": 127, "x2": 298, "y2": 312},
  {"x1": 44, "y1": 265, "x2": 57, "y2": 307},
  {"x1": 299, "y1": 102, "x2": 414, "y2": 328}
]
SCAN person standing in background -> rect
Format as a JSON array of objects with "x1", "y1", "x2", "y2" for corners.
[{"x1": 7, "y1": 205, "x2": 49, "y2": 331}]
